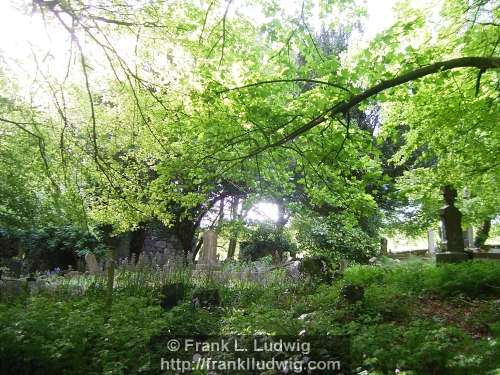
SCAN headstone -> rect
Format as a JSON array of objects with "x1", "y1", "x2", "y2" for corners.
[
  {"x1": 137, "y1": 252, "x2": 145, "y2": 266},
  {"x1": 197, "y1": 230, "x2": 218, "y2": 268},
  {"x1": 64, "y1": 271, "x2": 82, "y2": 278},
  {"x1": 437, "y1": 225, "x2": 443, "y2": 249},
  {"x1": 463, "y1": 227, "x2": 474, "y2": 249},
  {"x1": 427, "y1": 229, "x2": 436, "y2": 254},
  {"x1": 286, "y1": 260, "x2": 301, "y2": 279},
  {"x1": 0, "y1": 279, "x2": 27, "y2": 300},
  {"x1": 298, "y1": 256, "x2": 333, "y2": 283},
  {"x1": 85, "y1": 253, "x2": 100, "y2": 274}
]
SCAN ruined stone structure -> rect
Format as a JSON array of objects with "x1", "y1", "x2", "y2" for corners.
[{"x1": 115, "y1": 221, "x2": 184, "y2": 262}]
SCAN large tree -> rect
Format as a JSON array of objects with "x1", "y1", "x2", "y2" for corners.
[{"x1": 0, "y1": 0, "x2": 498, "y2": 252}]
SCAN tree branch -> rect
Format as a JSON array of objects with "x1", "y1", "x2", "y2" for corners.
[
  {"x1": 238, "y1": 56, "x2": 500, "y2": 159},
  {"x1": 218, "y1": 78, "x2": 351, "y2": 94}
]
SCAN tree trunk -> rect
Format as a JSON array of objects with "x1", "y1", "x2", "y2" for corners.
[
  {"x1": 226, "y1": 196, "x2": 240, "y2": 260},
  {"x1": 100, "y1": 224, "x2": 115, "y2": 319},
  {"x1": 474, "y1": 218, "x2": 491, "y2": 249},
  {"x1": 174, "y1": 219, "x2": 197, "y2": 266},
  {"x1": 129, "y1": 226, "x2": 145, "y2": 260},
  {"x1": 191, "y1": 236, "x2": 204, "y2": 263},
  {"x1": 275, "y1": 197, "x2": 288, "y2": 231},
  {"x1": 216, "y1": 197, "x2": 225, "y2": 229},
  {"x1": 273, "y1": 197, "x2": 288, "y2": 263},
  {"x1": 227, "y1": 237, "x2": 237, "y2": 260}
]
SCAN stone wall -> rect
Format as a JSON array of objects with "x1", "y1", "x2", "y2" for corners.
[{"x1": 116, "y1": 221, "x2": 184, "y2": 262}]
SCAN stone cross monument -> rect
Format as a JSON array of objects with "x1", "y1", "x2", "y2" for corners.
[
  {"x1": 439, "y1": 185, "x2": 464, "y2": 252},
  {"x1": 436, "y1": 185, "x2": 470, "y2": 263}
]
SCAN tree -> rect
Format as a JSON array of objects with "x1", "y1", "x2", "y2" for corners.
[
  {"x1": 378, "y1": 0, "x2": 499, "y2": 235},
  {"x1": 0, "y1": 0, "x2": 498, "y2": 258}
]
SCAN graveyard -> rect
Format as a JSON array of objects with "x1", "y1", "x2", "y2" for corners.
[{"x1": 0, "y1": 0, "x2": 499, "y2": 374}]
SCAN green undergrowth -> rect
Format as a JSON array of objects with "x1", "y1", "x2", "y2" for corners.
[{"x1": 0, "y1": 260, "x2": 499, "y2": 374}]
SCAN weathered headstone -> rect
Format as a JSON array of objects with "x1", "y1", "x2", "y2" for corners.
[
  {"x1": 298, "y1": 256, "x2": 333, "y2": 283},
  {"x1": 85, "y1": 253, "x2": 100, "y2": 274},
  {"x1": 197, "y1": 230, "x2": 218, "y2": 268},
  {"x1": 436, "y1": 185, "x2": 470, "y2": 264},
  {"x1": 137, "y1": 252, "x2": 145, "y2": 267},
  {"x1": 463, "y1": 226, "x2": 474, "y2": 249},
  {"x1": 64, "y1": 271, "x2": 82, "y2": 278},
  {"x1": 427, "y1": 229, "x2": 436, "y2": 254}
]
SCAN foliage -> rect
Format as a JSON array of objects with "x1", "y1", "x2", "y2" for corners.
[
  {"x1": 352, "y1": 320, "x2": 496, "y2": 375},
  {"x1": 239, "y1": 223, "x2": 297, "y2": 261},
  {"x1": 0, "y1": 226, "x2": 107, "y2": 273},
  {"x1": 294, "y1": 211, "x2": 379, "y2": 263},
  {"x1": 343, "y1": 260, "x2": 500, "y2": 298},
  {"x1": 1, "y1": 261, "x2": 499, "y2": 374},
  {"x1": 0, "y1": 0, "x2": 497, "y2": 245},
  {"x1": 0, "y1": 295, "x2": 167, "y2": 375},
  {"x1": 377, "y1": 0, "x2": 500, "y2": 234},
  {"x1": 0, "y1": 228, "x2": 20, "y2": 258}
]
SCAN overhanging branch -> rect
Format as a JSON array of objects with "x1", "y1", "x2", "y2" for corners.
[
  {"x1": 218, "y1": 78, "x2": 351, "y2": 94},
  {"x1": 239, "y1": 56, "x2": 500, "y2": 159}
]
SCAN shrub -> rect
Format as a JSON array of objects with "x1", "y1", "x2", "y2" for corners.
[
  {"x1": 239, "y1": 224, "x2": 297, "y2": 262},
  {"x1": 0, "y1": 228, "x2": 20, "y2": 258},
  {"x1": 4, "y1": 226, "x2": 107, "y2": 273},
  {"x1": 0, "y1": 294, "x2": 169, "y2": 375},
  {"x1": 294, "y1": 213, "x2": 379, "y2": 263},
  {"x1": 343, "y1": 260, "x2": 500, "y2": 298},
  {"x1": 352, "y1": 320, "x2": 498, "y2": 375}
]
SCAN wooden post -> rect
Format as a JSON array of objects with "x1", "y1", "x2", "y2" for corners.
[
  {"x1": 105, "y1": 245, "x2": 116, "y2": 316},
  {"x1": 99, "y1": 224, "x2": 115, "y2": 317}
]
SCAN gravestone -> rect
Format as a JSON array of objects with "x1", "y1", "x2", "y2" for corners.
[
  {"x1": 436, "y1": 186, "x2": 470, "y2": 264},
  {"x1": 197, "y1": 230, "x2": 219, "y2": 269},
  {"x1": 427, "y1": 229, "x2": 436, "y2": 254},
  {"x1": 85, "y1": 253, "x2": 100, "y2": 274},
  {"x1": 463, "y1": 226, "x2": 474, "y2": 249}
]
